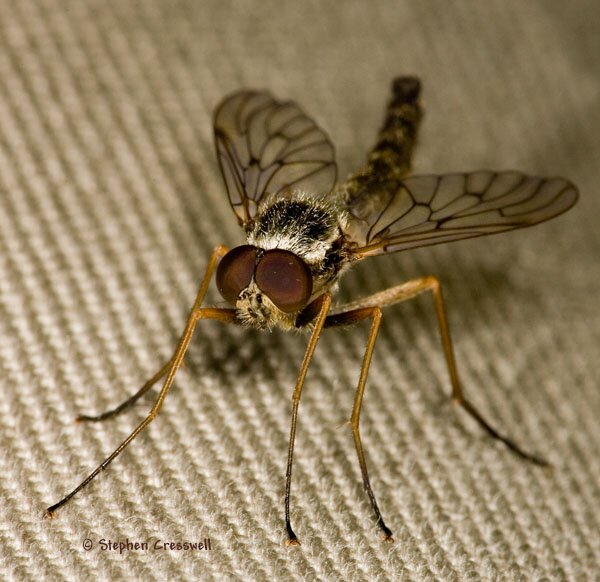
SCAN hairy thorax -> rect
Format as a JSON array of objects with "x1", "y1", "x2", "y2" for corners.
[{"x1": 234, "y1": 192, "x2": 351, "y2": 331}]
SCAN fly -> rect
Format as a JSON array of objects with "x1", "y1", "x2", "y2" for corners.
[{"x1": 45, "y1": 77, "x2": 578, "y2": 545}]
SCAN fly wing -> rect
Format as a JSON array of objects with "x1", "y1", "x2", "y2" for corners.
[
  {"x1": 214, "y1": 90, "x2": 337, "y2": 228},
  {"x1": 344, "y1": 171, "x2": 578, "y2": 258}
]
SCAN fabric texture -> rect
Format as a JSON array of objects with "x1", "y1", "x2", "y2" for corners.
[{"x1": 0, "y1": 1, "x2": 598, "y2": 580}]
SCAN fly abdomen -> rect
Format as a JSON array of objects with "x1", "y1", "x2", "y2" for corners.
[{"x1": 365, "y1": 76, "x2": 423, "y2": 180}]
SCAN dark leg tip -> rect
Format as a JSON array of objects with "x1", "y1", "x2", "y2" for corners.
[
  {"x1": 76, "y1": 412, "x2": 110, "y2": 423},
  {"x1": 516, "y1": 449, "x2": 551, "y2": 468},
  {"x1": 491, "y1": 427, "x2": 551, "y2": 468},
  {"x1": 285, "y1": 523, "x2": 301, "y2": 546},
  {"x1": 379, "y1": 522, "x2": 394, "y2": 543},
  {"x1": 392, "y1": 76, "x2": 421, "y2": 102},
  {"x1": 453, "y1": 396, "x2": 551, "y2": 469},
  {"x1": 43, "y1": 508, "x2": 57, "y2": 519}
]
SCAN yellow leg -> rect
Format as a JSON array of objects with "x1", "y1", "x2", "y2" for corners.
[
  {"x1": 284, "y1": 293, "x2": 332, "y2": 546},
  {"x1": 325, "y1": 305, "x2": 392, "y2": 540},
  {"x1": 45, "y1": 246, "x2": 234, "y2": 517},
  {"x1": 76, "y1": 359, "x2": 173, "y2": 422},
  {"x1": 324, "y1": 275, "x2": 548, "y2": 539}
]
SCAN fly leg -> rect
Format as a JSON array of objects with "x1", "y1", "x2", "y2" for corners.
[
  {"x1": 76, "y1": 360, "x2": 172, "y2": 422},
  {"x1": 45, "y1": 246, "x2": 235, "y2": 516},
  {"x1": 326, "y1": 276, "x2": 548, "y2": 539},
  {"x1": 325, "y1": 305, "x2": 392, "y2": 540},
  {"x1": 337, "y1": 276, "x2": 548, "y2": 466},
  {"x1": 284, "y1": 293, "x2": 332, "y2": 546}
]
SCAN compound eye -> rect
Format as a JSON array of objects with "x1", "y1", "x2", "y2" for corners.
[
  {"x1": 216, "y1": 245, "x2": 257, "y2": 305},
  {"x1": 255, "y1": 249, "x2": 313, "y2": 313}
]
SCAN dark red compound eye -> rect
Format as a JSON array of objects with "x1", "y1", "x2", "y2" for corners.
[
  {"x1": 216, "y1": 245, "x2": 257, "y2": 305},
  {"x1": 255, "y1": 249, "x2": 313, "y2": 313}
]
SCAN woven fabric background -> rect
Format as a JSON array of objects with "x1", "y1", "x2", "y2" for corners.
[{"x1": 0, "y1": 1, "x2": 598, "y2": 580}]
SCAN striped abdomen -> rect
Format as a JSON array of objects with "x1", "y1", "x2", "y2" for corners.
[{"x1": 365, "y1": 76, "x2": 423, "y2": 180}]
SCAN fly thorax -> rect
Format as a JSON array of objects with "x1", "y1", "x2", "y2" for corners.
[{"x1": 247, "y1": 193, "x2": 348, "y2": 284}]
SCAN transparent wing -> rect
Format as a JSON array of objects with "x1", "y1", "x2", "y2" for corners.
[
  {"x1": 345, "y1": 171, "x2": 578, "y2": 258},
  {"x1": 214, "y1": 90, "x2": 337, "y2": 227}
]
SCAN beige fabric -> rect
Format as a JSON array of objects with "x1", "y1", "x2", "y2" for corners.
[{"x1": 0, "y1": 1, "x2": 598, "y2": 580}]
